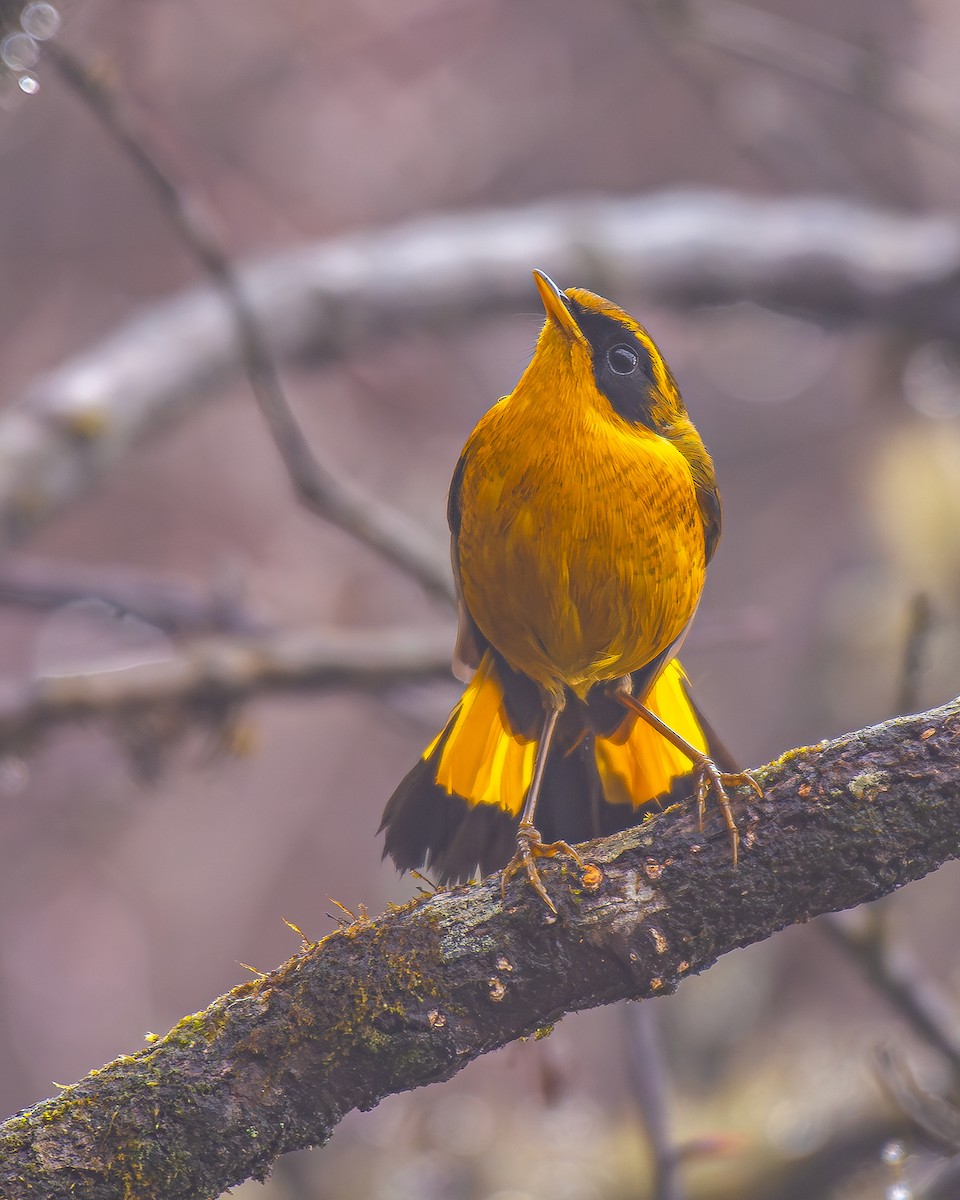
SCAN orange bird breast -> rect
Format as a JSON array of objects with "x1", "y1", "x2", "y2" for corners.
[{"x1": 454, "y1": 344, "x2": 706, "y2": 701}]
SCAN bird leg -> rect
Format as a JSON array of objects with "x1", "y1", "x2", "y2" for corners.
[
  {"x1": 616, "y1": 692, "x2": 762, "y2": 865},
  {"x1": 501, "y1": 703, "x2": 589, "y2": 913}
]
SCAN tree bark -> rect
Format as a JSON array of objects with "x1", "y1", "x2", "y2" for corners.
[{"x1": 2, "y1": 696, "x2": 959, "y2": 1200}]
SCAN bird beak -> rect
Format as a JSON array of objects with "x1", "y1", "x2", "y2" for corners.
[{"x1": 533, "y1": 269, "x2": 585, "y2": 343}]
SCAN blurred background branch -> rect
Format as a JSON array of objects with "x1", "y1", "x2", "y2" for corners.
[
  {"x1": 820, "y1": 909, "x2": 960, "y2": 1084},
  {"x1": 0, "y1": 556, "x2": 266, "y2": 634},
  {"x1": 0, "y1": 623, "x2": 453, "y2": 756},
  {"x1": 2, "y1": 190, "x2": 959, "y2": 559},
  {"x1": 46, "y1": 42, "x2": 456, "y2": 604},
  {"x1": 648, "y1": 0, "x2": 960, "y2": 159}
]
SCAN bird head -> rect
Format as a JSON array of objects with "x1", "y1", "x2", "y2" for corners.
[{"x1": 526, "y1": 269, "x2": 687, "y2": 432}]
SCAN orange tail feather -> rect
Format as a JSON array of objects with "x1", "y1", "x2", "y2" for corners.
[{"x1": 381, "y1": 654, "x2": 724, "y2": 884}]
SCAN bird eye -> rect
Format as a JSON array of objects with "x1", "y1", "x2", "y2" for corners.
[{"x1": 607, "y1": 344, "x2": 639, "y2": 375}]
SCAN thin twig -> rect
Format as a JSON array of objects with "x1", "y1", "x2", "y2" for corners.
[
  {"x1": 46, "y1": 43, "x2": 454, "y2": 604},
  {"x1": 897, "y1": 593, "x2": 935, "y2": 716},
  {"x1": 0, "y1": 557, "x2": 264, "y2": 635},
  {"x1": 820, "y1": 912, "x2": 960, "y2": 1083},
  {"x1": 668, "y1": 0, "x2": 960, "y2": 162},
  {"x1": 617, "y1": 0, "x2": 792, "y2": 188},
  {"x1": 622, "y1": 1002, "x2": 685, "y2": 1200}
]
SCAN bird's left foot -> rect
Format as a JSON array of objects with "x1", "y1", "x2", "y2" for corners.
[
  {"x1": 691, "y1": 761, "x2": 763, "y2": 866},
  {"x1": 501, "y1": 822, "x2": 589, "y2": 914}
]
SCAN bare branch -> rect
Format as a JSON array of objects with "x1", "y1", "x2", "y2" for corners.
[
  {"x1": 3, "y1": 191, "x2": 960, "y2": 557},
  {"x1": 675, "y1": 0, "x2": 884, "y2": 96},
  {"x1": 623, "y1": 1003, "x2": 685, "y2": 1200},
  {"x1": 897, "y1": 593, "x2": 936, "y2": 717},
  {"x1": 2, "y1": 695, "x2": 959, "y2": 1199},
  {"x1": 46, "y1": 43, "x2": 455, "y2": 604},
  {"x1": 0, "y1": 557, "x2": 265, "y2": 635},
  {"x1": 0, "y1": 624, "x2": 453, "y2": 753},
  {"x1": 0, "y1": 601, "x2": 762, "y2": 755}
]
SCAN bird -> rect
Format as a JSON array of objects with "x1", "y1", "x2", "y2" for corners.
[{"x1": 381, "y1": 270, "x2": 757, "y2": 910}]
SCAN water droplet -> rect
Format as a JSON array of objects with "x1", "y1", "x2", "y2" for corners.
[
  {"x1": 886, "y1": 1185, "x2": 911, "y2": 1200},
  {"x1": 882, "y1": 1140, "x2": 906, "y2": 1165},
  {"x1": 17, "y1": 72, "x2": 39, "y2": 94},
  {"x1": 20, "y1": 2, "x2": 61, "y2": 40},
  {"x1": 1, "y1": 31, "x2": 38, "y2": 70}
]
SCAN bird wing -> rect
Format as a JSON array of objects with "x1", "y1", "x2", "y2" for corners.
[
  {"x1": 662, "y1": 416, "x2": 722, "y2": 565},
  {"x1": 697, "y1": 479, "x2": 722, "y2": 565},
  {"x1": 447, "y1": 444, "x2": 488, "y2": 680}
]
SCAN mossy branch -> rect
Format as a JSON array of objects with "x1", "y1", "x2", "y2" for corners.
[{"x1": 2, "y1": 697, "x2": 960, "y2": 1200}]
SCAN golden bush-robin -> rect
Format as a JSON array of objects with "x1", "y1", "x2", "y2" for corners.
[{"x1": 381, "y1": 271, "x2": 755, "y2": 910}]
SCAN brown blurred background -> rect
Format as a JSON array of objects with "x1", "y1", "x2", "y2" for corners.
[{"x1": 2, "y1": 1, "x2": 960, "y2": 1197}]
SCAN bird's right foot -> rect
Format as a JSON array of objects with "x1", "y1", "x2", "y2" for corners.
[
  {"x1": 500, "y1": 821, "x2": 589, "y2": 914},
  {"x1": 690, "y1": 759, "x2": 762, "y2": 866}
]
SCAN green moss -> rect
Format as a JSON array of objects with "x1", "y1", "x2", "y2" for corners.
[
  {"x1": 219, "y1": 905, "x2": 458, "y2": 1096},
  {"x1": 162, "y1": 983, "x2": 250, "y2": 1049},
  {"x1": 315, "y1": 914, "x2": 454, "y2": 1077},
  {"x1": 37, "y1": 1090, "x2": 97, "y2": 1127},
  {"x1": 770, "y1": 741, "x2": 827, "y2": 770}
]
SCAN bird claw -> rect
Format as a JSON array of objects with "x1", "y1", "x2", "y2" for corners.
[
  {"x1": 501, "y1": 822, "x2": 589, "y2": 914},
  {"x1": 692, "y1": 763, "x2": 762, "y2": 866}
]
